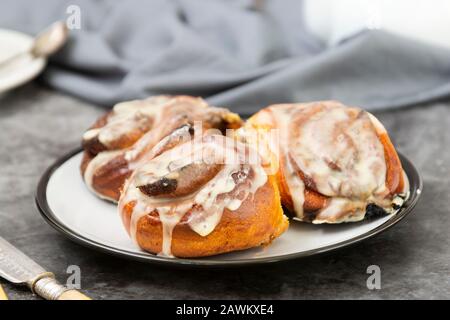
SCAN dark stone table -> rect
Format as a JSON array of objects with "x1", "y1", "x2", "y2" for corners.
[{"x1": 0, "y1": 83, "x2": 449, "y2": 300}]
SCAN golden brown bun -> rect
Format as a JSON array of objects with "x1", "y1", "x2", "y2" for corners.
[
  {"x1": 121, "y1": 175, "x2": 288, "y2": 258},
  {"x1": 81, "y1": 96, "x2": 242, "y2": 202},
  {"x1": 82, "y1": 97, "x2": 405, "y2": 257},
  {"x1": 244, "y1": 102, "x2": 404, "y2": 216},
  {"x1": 81, "y1": 151, "x2": 131, "y2": 201},
  {"x1": 379, "y1": 132, "x2": 404, "y2": 194}
]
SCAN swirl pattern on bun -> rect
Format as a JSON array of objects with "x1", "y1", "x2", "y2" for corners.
[
  {"x1": 118, "y1": 134, "x2": 288, "y2": 257},
  {"x1": 80, "y1": 96, "x2": 242, "y2": 202},
  {"x1": 80, "y1": 97, "x2": 411, "y2": 258},
  {"x1": 238, "y1": 101, "x2": 409, "y2": 223}
]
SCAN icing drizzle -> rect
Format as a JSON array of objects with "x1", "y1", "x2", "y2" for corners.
[
  {"x1": 118, "y1": 134, "x2": 267, "y2": 257},
  {"x1": 243, "y1": 101, "x2": 409, "y2": 223},
  {"x1": 83, "y1": 96, "x2": 236, "y2": 202}
]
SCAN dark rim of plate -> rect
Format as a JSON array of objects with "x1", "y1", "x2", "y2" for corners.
[{"x1": 35, "y1": 148, "x2": 423, "y2": 268}]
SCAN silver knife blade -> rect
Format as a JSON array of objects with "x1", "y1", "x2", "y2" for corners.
[{"x1": 0, "y1": 236, "x2": 47, "y2": 284}]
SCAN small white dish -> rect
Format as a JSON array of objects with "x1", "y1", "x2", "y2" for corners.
[
  {"x1": 36, "y1": 149, "x2": 422, "y2": 267},
  {"x1": 0, "y1": 29, "x2": 46, "y2": 94}
]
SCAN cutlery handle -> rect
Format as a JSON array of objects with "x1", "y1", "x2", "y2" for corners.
[
  {"x1": 33, "y1": 276, "x2": 91, "y2": 300},
  {"x1": 58, "y1": 289, "x2": 91, "y2": 300},
  {"x1": 0, "y1": 284, "x2": 8, "y2": 300}
]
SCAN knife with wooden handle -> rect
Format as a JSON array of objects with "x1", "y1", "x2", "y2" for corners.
[
  {"x1": 0, "y1": 284, "x2": 8, "y2": 300},
  {"x1": 0, "y1": 236, "x2": 90, "y2": 300}
]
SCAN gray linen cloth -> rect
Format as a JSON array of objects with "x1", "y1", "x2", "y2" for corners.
[{"x1": 1, "y1": 0, "x2": 450, "y2": 114}]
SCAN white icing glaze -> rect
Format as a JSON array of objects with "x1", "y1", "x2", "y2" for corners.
[
  {"x1": 241, "y1": 101, "x2": 407, "y2": 223},
  {"x1": 283, "y1": 156, "x2": 306, "y2": 219},
  {"x1": 118, "y1": 135, "x2": 267, "y2": 257},
  {"x1": 83, "y1": 96, "x2": 172, "y2": 148},
  {"x1": 266, "y1": 106, "x2": 308, "y2": 218},
  {"x1": 83, "y1": 96, "x2": 216, "y2": 201},
  {"x1": 83, "y1": 150, "x2": 124, "y2": 202},
  {"x1": 275, "y1": 102, "x2": 404, "y2": 222},
  {"x1": 120, "y1": 98, "x2": 209, "y2": 164},
  {"x1": 313, "y1": 170, "x2": 410, "y2": 224}
]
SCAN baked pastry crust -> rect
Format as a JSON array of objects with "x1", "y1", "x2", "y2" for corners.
[
  {"x1": 121, "y1": 174, "x2": 287, "y2": 257},
  {"x1": 118, "y1": 134, "x2": 288, "y2": 257},
  {"x1": 80, "y1": 97, "x2": 409, "y2": 258},
  {"x1": 80, "y1": 96, "x2": 242, "y2": 201},
  {"x1": 238, "y1": 101, "x2": 407, "y2": 223}
]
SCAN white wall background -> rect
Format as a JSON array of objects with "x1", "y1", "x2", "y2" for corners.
[{"x1": 303, "y1": 0, "x2": 450, "y2": 49}]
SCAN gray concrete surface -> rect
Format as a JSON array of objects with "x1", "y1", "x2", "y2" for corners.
[{"x1": 0, "y1": 83, "x2": 449, "y2": 300}]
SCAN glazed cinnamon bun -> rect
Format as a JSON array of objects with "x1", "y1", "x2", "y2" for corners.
[
  {"x1": 238, "y1": 101, "x2": 409, "y2": 223},
  {"x1": 79, "y1": 97, "x2": 410, "y2": 257},
  {"x1": 80, "y1": 96, "x2": 242, "y2": 202},
  {"x1": 118, "y1": 134, "x2": 288, "y2": 257}
]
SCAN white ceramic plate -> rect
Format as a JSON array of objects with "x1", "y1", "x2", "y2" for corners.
[
  {"x1": 36, "y1": 149, "x2": 422, "y2": 267},
  {"x1": 0, "y1": 29, "x2": 46, "y2": 93}
]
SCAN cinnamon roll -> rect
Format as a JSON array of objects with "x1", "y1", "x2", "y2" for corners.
[
  {"x1": 238, "y1": 101, "x2": 409, "y2": 223},
  {"x1": 80, "y1": 97, "x2": 410, "y2": 257},
  {"x1": 118, "y1": 134, "x2": 288, "y2": 257},
  {"x1": 80, "y1": 96, "x2": 242, "y2": 202}
]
